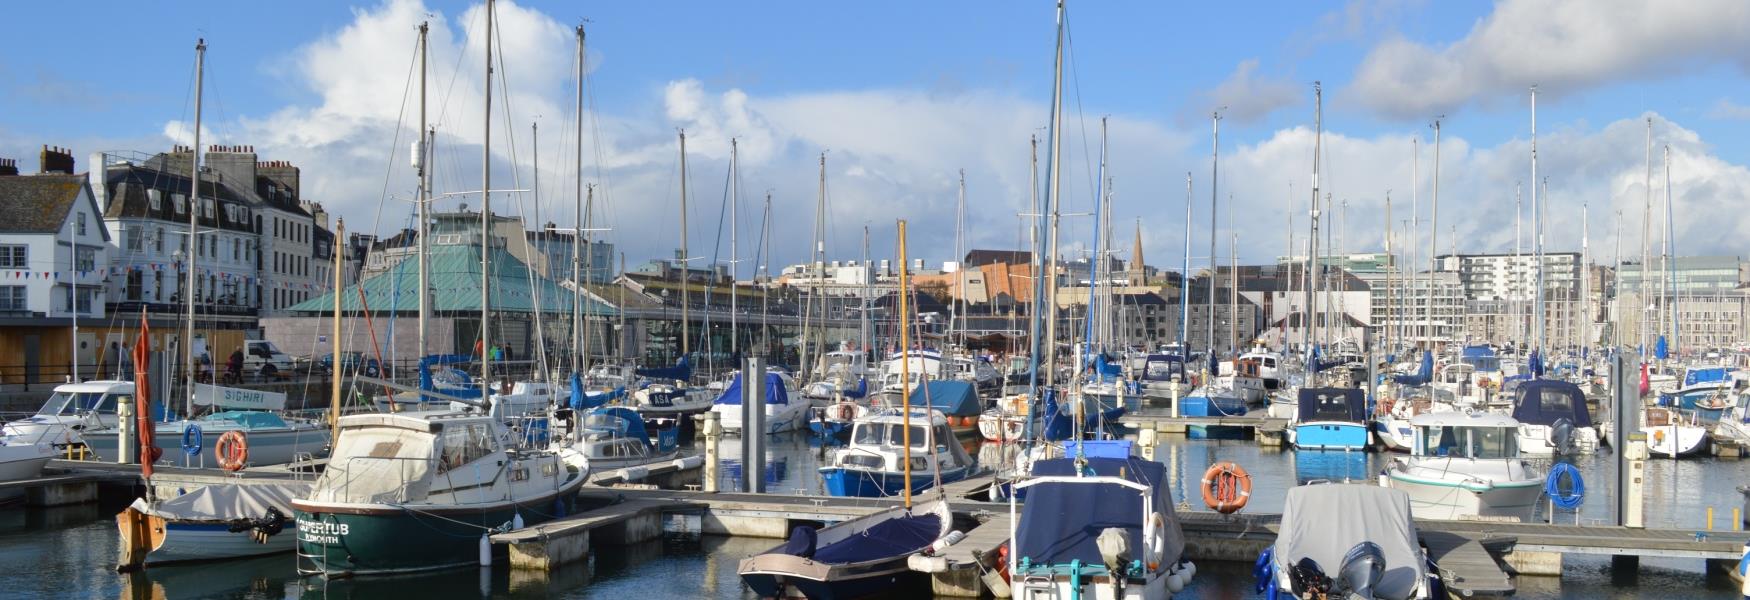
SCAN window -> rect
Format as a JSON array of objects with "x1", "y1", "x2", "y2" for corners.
[
  {"x1": 148, "y1": 189, "x2": 162, "y2": 211},
  {"x1": 173, "y1": 193, "x2": 186, "y2": 214},
  {"x1": 123, "y1": 226, "x2": 141, "y2": 252},
  {"x1": 0, "y1": 245, "x2": 25, "y2": 269},
  {"x1": 76, "y1": 212, "x2": 86, "y2": 236},
  {"x1": 76, "y1": 247, "x2": 95, "y2": 272},
  {"x1": 154, "y1": 227, "x2": 164, "y2": 252},
  {"x1": 0, "y1": 286, "x2": 25, "y2": 310},
  {"x1": 66, "y1": 287, "x2": 92, "y2": 313},
  {"x1": 232, "y1": 239, "x2": 240, "y2": 261},
  {"x1": 153, "y1": 272, "x2": 163, "y2": 301}
]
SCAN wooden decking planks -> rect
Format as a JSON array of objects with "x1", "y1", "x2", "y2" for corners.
[
  {"x1": 1421, "y1": 530, "x2": 1516, "y2": 597},
  {"x1": 491, "y1": 498, "x2": 692, "y2": 544}
]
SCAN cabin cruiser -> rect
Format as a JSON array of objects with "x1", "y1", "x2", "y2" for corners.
[
  {"x1": 1662, "y1": 365, "x2": 1738, "y2": 422},
  {"x1": 1259, "y1": 484, "x2": 1441, "y2": 600},
  {"x1": 819, "y1": 408, "x2": 977, "y2": 498},
  {"x1": 1643, "y1": 406, "x2": 1709, "y2": 458},
  {"x1": 83, "y1": 385, "x2": 329, "y2": 467},
  {"x1": 555, "y1": 406, "x2": 679, "y2": 472},
  {"x1": 1712, "y1": 386, "x2": 1750, "y2": 450},
  {"x1": 0, "y1": 436, "x2": 54, "y2": 484},
  {"x1": 1215, "y1": 356, "x2": 1268, "y2": 405},
  {"x1": 1287, "y1": 388, "x2": 1372, "y2": 451},
  {"x1": 879, "y1": 350, "x2": 999, "y2": 395},
  {"x1": 478, "y1": 380, "x2": 558, "y2": 418},
  {"x1": 1239, "y1": 346, "x2": 1286, "y2": 392},
  {"x1": 739, "y1": 494, "x2": 954, "y2": 599},
  {"x1": 1383, "y1": 411, "x2": 1544, "y2": 522},
  {"x1": 1510, "y1": 380, "x2": 1600, "y2": 456},
  {"x1": 710, "y1": 371, "x2": 809, "y2": 435},
  {"x1": 628, "y1": 381, "x2": 714, "y2": 428},
  {"x1": 1010, "y1": 456, "x2": 1194, "y2": 599},
  {"x1": 978, "y1": 393, "x2": 1030, "y2": 442},
  {"x1": 1432, "y1": 363, "x2": 1484, "y2": 408},
  {"x1": 1373, "y1": 387, "x2": 1457, "y2": 453},
  {"x1": 1, "y1": 380, "x2": 132, "y2": 450},
  {"x1": 805, "y1": 350, "x2": 872, "y2": 401},
  {"x1": 293, "y1": 411, "x2": 586, "y2": 576}
]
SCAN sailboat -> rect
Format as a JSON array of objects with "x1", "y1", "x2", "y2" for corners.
[
  {"x1": 293, "y1": 3, "x2": 587, "y2": 576},
  {"x1": 740, "y1": 220, "x2": 960, "y2": 598}
]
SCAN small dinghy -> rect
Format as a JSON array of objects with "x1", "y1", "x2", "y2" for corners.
[
  {"x1": 1258, "y1": 483, "x2": 1441, "y2": 600},
  {"x1": 739, "y1": 495, "x2": 952, "y2": 599},
  {"x1": 116, "y1": 481, "x2": 311, "y2": 569}
]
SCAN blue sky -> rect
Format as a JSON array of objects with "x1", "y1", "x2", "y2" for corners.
[{"x1": 3, "y1": 1, "x2": 1749, "y2": 271}]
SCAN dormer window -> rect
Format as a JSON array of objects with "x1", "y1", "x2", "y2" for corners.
[
  {"x1": 173, "y1": 193, "x2": 187, "y2": 214},
  {"x1": 148, "y1": 189, "x2": 163, "y2": 211}
]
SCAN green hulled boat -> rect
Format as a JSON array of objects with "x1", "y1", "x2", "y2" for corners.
[{"x1": 292, "y1": 411, "x2": 586, "y2": 577}]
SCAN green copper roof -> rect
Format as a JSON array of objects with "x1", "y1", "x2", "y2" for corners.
[{"x1": 289, "y1": 244, "x2": 611, "y2": 315}]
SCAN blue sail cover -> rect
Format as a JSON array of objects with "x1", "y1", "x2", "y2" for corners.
[
  {"x1": 418, "y1": 354, "x2": 483, "y2": 400},
  {"x1": 1016, "y1": 457, "x2": 1178, "y2": 567},
  {"x1": 713, "y1": 372, "x2": 792, "y2": 406},
  {"x1": 569, "y1": 372, "x2": 627, "y2": 410},
  {"x1": 909, "y1": 380, "x2": 980, "y2": 417},
  {"x1": 1510, "y1": 380, "x2": 1593, "y2": 428},
  {"x1": 1654, "y1": 336, "x2": 1669, "y2": 360},
  {"x1": 1683, "y1": 367, "x2": 1733, "y2": 387},
  {"x1": 1392, "y1": 351, "x2": 1433, "y2": 386},
  {"x1": 1527, "y1": 350, "x2": 1545, "y2": 377},
  {"x1": 636, "y1": 355, "x2": 693, "y2": 381},
  {"x1": 842, "y1": 378, "x2": 869, "y2": 400}
]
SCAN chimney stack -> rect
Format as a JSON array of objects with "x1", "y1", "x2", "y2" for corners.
[
  {"x1": 39, "y1": 145, "x2": 75, "y2": 174},
  {"x1": 0, "y1": 158, "x2": 17, "y2": 176}
]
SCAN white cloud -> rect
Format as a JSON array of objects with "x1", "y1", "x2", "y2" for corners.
[
  {"x1": 1709, "y1": 98, "x2": 1750, "y2": 120},
  {"x1": 1194, "y1": 59, "x2": 1299, "y2": 124},
  {"x1": 1348, "y1": 0, "x2": 1750, "y2": 119},
  {"x1": 159, "y1": 0, "x2": 1750, "y2": 279}
]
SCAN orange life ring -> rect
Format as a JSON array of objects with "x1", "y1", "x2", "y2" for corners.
[
  {"x1": 1200, "y1": 461, "x2": 1251, "y2": 514},
  {"x1": 836, "y1": 403, "x2": 856, "y2": 421},
  {"x1": 216, "y1": 430, "x2": 249, "y2": 471}
]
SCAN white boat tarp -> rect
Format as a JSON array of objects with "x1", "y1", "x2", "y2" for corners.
[
  {"x1": 1274, "y1": 484, "x2": 1424, "y2": 600},
  {"x1": 130, "y1": 481, "x2": 310, "y2": 522},
  {"x1": 308, "y1": 427, "x2": 435, "y2": 504},
  {"x1": 192, "y1": 383, "x2": 287, "y2": 411}
]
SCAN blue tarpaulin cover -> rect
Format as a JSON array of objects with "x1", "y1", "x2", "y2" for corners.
[
  {"x1": 636, "y1": 355, "x2": 692, "y2": 381},
  {"x1": 1016, "y1": 457, "x2": 1184, "y2": 567},
  {"x1": 1510, "y1": 380, "x2": 1593, "y2": 428},
  {"x1": 713, "y1": 372, "x2": 793, "y2": 406},
  {"x1": 809, "y1": 512, "x2": 941, "y2": 564},
  {"x1": 1297, "y1": 387, "x2": 1367, "y2": 422},
  {"x1": 909, "y1": 380, "x2": 980, "y2": 417},
  {"x1": 1392, "y1": 351, "x2": 1433, "y2": 386}
]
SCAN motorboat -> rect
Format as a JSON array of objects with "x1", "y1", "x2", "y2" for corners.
[
  {"x1": 1214, "y1": 356, "x2": 1269, "y2": 405},
  {"x1": 116, "y1": 481, "x2": 310, "y2": 568},
  {"x1": 880, "y1": 350, "x2": 999, "y2": 395},
  {"x1": 1711, "y1": 386, "x2": 1750, "y2": 450},
  {"x1": 805, "y1": 350, "x2": 872, "y2": 402},
  {"x1": 819, "y1": 408, "x2": 977, "y2": 498},
  {"x1": 1383, "y1": 411, "x2": 1544, "y2": 522},
  {"x1": 84, "y1": 384, "x2": 329, "y2": 467},
  {"x1": 1287, "y1": 387, "x2": 1373, "y2": 451},
  {"x1": 710, "y1": 371, "x2": 809, "y2": 435},
  {"x1": 911, "y1": 380, "x2": 984, "y2": 437},
  {"x1": 1258, "y1": 483, "x2": 1441, "y2": 600},
  {"x1": 1239, "y1": 346, "x2": 1286, "y2": 392},
  {"x1": 556, "y1": 406, "x2": 679, "y2": 472},
  {"x1": 1643, "y1": 406, "x2": 1709, "y2": 458},
  {"x1": 628, "y1": 381, "x2": 714, "y2": 428},
  {"x1": 1510, "y1": 380, "x2": 1600, "y2": 456},
  {"x1": 809, "y1": 396, "x2": 873, "y2": 443},
  {"x1": 293, "y1": 410, "x2": 586, "y2": 576},
  {"x1": 373, "y1": 355, "x2": 483, "y2": 412},
  {"x1": 0, "y1": 436, "x2": 54, "y2": 483},
  {"x1": 1, "y1": 380, "x2": 132, "y2": 450},
  {"x1": 1009, "y1": 456, "x2": 1194, "y2": 599},
  {"x1": 739, "y1": 494, "x2": 953, "y2": 599},
  {"x1": 1372, "y1": 388, "x2": 1457, "y2": 453},
  {"x1": 1660, "y1": 365, "x2": 1737, "y2": 422}
]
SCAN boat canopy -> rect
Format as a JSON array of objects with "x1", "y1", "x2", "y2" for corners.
[
  {"x1": 1392, "y1": 351, "x2": 1433, "y2": 386},
  {"x1": 1510, "y1": 380, "x2": 1592, "y2": 428},
  {"x1": 1275, "y1": 484, "x2": 1424, "y2": 600},
  {"x1": 130, "y1": 481, "x2": 308, "y2": 521},
  {"x1": 909, "y1": 380, "x2": 979, "y2": 417},
  {"x1": 1016, "y1": 457, "x2": 1183, "y2": 568},
  {"x1": 713, "y1": 372, "x2": 793, "y2": 406},
  {"x1": 1684, "y1": 367, "x2": 1735, "y2": 388},
  {"x1": 1297, "y1": 388, "x2": 1367, "y2": 423},
  {"x1": 635, "y1": 355, "x2": 693, "y2": 382},
  {"x1": 202, "y1": 411, "x2": 289, "y2": 430}
]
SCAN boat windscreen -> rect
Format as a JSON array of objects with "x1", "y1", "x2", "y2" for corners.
[{"x1": 311, "y1": 428, "x2": 435, "y2": 503}]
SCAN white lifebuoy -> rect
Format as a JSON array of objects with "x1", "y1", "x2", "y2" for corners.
[{"x1": 1144, "y1": 511, "x2": 1168, "y2": 570}]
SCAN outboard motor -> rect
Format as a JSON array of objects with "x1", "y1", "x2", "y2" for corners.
[
  {"x1": 1334, "y1": 541, "x2": 1386, "y2": 598},
  {"x1": 1096, "y1": 527, "x2": 1133, "y2": 592},
  {"x1": 1549, "y1": 417, "x2": 1576, "y2": 455},
  {"x1": 1288, "y1": 557, "x2": 1332, "y2": 597}
]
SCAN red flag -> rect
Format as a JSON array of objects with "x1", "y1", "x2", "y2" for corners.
[
  {"x1": 131, "y1": 318, "x2": 162, "y2": 477},
  {"x1": 1638, "y1": 362, "x2": 1651, "y2": 398}
]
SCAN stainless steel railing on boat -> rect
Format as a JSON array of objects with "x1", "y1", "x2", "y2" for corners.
[{"x1": 335, "y1": 455, "x2": 431, "y2": 504}]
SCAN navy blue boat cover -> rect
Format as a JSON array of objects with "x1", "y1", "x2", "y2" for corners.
[
  {"x1": 635, "y1": 355, "x2": 692, "y2": 381},
  {"x1": 811, "y1": 512, "x2": 941, "y2": 564},
  {"x1": 910, "y1": 380, "x2": 980, "y2": 417},
  {"x1": 713, "y1": 372, "x2": 793, "y2": 406},
  {"x1": 1017, "y1": 457, "x2": 1184, "y2": 567},
  {"x1": 1510, "y1": 379, "x2": 1592, "y2": 428},
  {"x1": 1297, "y1": 387, "x2": 1367, "y2": 422}
]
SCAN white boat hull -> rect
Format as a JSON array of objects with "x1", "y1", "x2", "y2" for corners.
[
  {"x1": 149, "y1": 521, "x2": 298, "y2": 563},
  {"x1": 1645, "y1": 425, "x2": 1709, "y2": 457},
  {"x1": 713, "y1": 401, "x2": 808, "y2": 435},
  {"x1": 1516, "y1": 424, "x2": 1600, "y2": 456},
  {"x1": 0, "y1": 449, "x2": 53, "y2": 482},
  {"x1": 977, "y1": 413, "x2": 1025, "y2": 442},
  {"x1": 1011, "y1": 569, "x2": 1180, "y2": 599},
  {"x1": 1385, "y1": 473, "x2": 1543, "y2": 522}
]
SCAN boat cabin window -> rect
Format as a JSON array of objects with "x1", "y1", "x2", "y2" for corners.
[
  {"x1": 1462, "y1": 356, "x2": 1500, "y2": 372},
  {"x1": 1262, "y1": 358, "x2": 1277, "y2": 369},
  {"x1": 886, "y1": 424, "x2": 929, "y2": 449},
  {"x1": 1423, "y1": 426, "x2": 1517, "y2": 459},
  {"x1": 439, "y1": 423, "x2": 497, "y2": 471},
  {"x1": 1531, "y1": 386, "x2": 1578, "y2": 415},
  {"x1": 1145, "y1": 361, "x2": 1180, "y2": 379},
  {"x1": 41, "y1": 391, "x2": 121, "y2": 415},
  {"x1": 852, "y1": 423, "x2": 929, "y2": 449}
]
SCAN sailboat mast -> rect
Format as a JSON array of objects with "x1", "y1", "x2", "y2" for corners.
[
  {"x1": 185, "y1": 38, "x2": 204, "y2": 418},
  {"x1": 861, "y1": 226, "x2": 871, "y2": 355},
  {"x1": 1409, "y1": 137, "x2": 1418, "y2": 347},
  {"x1": 1180, "y1": 173, "x2": 1191, "y2": 354},
  {"x1": 761, "y1": 193, "x2": 772, "y2": 355},
  {"x1": 730, "y1": 139, "x2": 739, "y2": 365},
  {"x1": 1581, "y1": 202, "x2": 1590, "y2": 352},
  {"x1": 1207, "y1": 111, "x2": 1219, "y2": 362},
  {"x1": 1306, "y1": 83, "x2": 1320, "y2": 356},
  {"x1": 417, "y1": 22, "x2": 430, "y2": 360},
  {"x1": 1663, "y1": 144, "x2": 1675, "y2": 357},
  {"x1": 1383, "y1": 190, "x2": 1392, "y2": 355},
  {"x1": 1084, "y1": 117, "x2": 1106, "y2": 360},
  {"x1": 480, "y1": 0, "x2": 494, "y2": 388},
  {"x1": 573, "y1": 24, "x2": 587, "y2": 371},
  {"x1": 954, "y1": 169, "x2": 966, "y2": 345},
  {"x1": 1026, "y1": 0, "x2": 1065, "y2": 410},
  {"x1": 1529, "y1": 86, "x2": 1539, "y2": 357},
  {"x1": 897, "y1": 219, "x2": 914, "y2": 510},
  {"x1": 1429, "y1": 118, "x2": 1441, "y2": 349},
  {"x1": 331, "y1": 219, "x2": 344, "y2": 440},
  {"x1": 1640, "y1": 118, "x2": 1652, "y2": 354},
  {"x1": 679, "y1": 130, "x2": 690, "y2": 359}
]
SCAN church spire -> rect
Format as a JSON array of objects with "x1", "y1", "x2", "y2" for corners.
[{"x1": 1130, "y1": 217, "x2": 1145, "y2": 285}]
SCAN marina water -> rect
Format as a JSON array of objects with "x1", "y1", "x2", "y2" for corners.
[{"x1": 6, "y1": 431, "x2": 1746, "y2": 599}]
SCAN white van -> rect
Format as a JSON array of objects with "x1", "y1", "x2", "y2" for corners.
[{"x1": 242, "y1": 340, "x2": 296, "y2": 379}]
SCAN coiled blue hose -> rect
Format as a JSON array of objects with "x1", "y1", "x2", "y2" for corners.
[
  {"x1": 181, "y1": 423, "x2": 203, "y2": 457},
  {"x1": 1546, "y1": 462, "x2": 1584, "y2": 510}
]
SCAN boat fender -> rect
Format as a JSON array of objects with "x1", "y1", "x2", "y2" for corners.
[
  {"x1": 1738, "y1": 540, "x2": 1749, "y2": 596},
  {"x1": 1200, "y1": 461, "x2": 1252, "y2": 514},
  {"x1": 479, "y1": 533, "x2": 491, "y2": 566},
  {"x1": 215, "y1": 430, "x2": 248, "y2": 471},
  {"x1": 512, "y1": 513, "x2": 524, "y2": 530},
  {"x1": 925, "y1": 530, "x2": 966, "y2": 555},
  {"x1": 1167, "y1": 571, "x2": 1185, "y2": 592},
  {"x1": 674, "y1": 456, "x2": 704, "y2": 471},
  {"x1": 620, "y1": 466, "x2": 649, "y2": 481},
  {"x1": 1143, "y1": 512, "x2": 1168, "y2": 570},
  {"x1": 180, "y1": 423, "x2": 203, "y2": 457},
  {"x1": 1183, "y1": 559, "x2": 1196, "y2": 579},
  {"x1": 907, "y1": 553, "x2": 949, "y2": 573}
]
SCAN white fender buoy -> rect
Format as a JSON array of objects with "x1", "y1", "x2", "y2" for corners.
[
  {"x1": 1183, "y1": 560, "x2": 1196, "y2": 579},
  {"x1": 512, "y1": 513, "x2": 524, "y2": 530},
  {"x1": 1167, "y1": 571, "x2": 1185, "y2": 593},
  {"x1": 479, "y1": 533, "x2": 491, "y2": 566}
]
